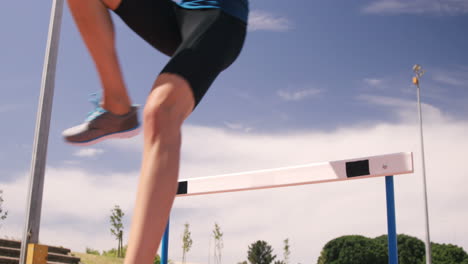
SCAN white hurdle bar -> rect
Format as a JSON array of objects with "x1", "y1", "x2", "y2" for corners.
[
  {"x1": 176, "y1": 152, "x2": 413, "y2": 196},
  {"x1": 162, "y1": 152, "x2": 414, "y2": 264}
]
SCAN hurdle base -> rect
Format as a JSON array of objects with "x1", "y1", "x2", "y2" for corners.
[{"x1": 26, "y1": 244, "x2": 48, "y2": 264}]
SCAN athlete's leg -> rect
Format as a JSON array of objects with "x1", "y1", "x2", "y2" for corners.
[
  {"x1": 64, "y1": 0, "x2": 182, "y2": 145},
  {"x1": 124, "y1": 73, "x2": 194, "y2": 264},
  {"x1": 67, "y1": 0, "x2": 131, "y2": 115}
]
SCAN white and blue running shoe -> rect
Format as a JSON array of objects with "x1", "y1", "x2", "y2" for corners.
[{"x1": 63, "y1": 93, "x2": 140, "y2": 146}]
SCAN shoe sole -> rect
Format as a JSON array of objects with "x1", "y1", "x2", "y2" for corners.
[{"x1": 65, "y1": 125, "x2": 141, "y2": 146}]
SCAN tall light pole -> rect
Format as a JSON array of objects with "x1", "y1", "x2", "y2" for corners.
[
  {"x1": 19, "y1": 0, "x2": 64, "y2": 263},
  {"x1": 413, "y1": 64, "x2": 432, "y2": 264}
]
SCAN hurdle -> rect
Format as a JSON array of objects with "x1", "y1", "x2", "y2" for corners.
[{"x1": 161, "y1": 152, "x2": 414, "y2": 264}]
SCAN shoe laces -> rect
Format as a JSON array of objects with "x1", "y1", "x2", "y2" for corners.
[{"x1": 85, "y1": 92, "x2": 107, "y2": 122}]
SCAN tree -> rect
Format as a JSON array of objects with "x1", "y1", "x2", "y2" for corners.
[
  {"x1": 247, "y1": 240, "x2": 276, "y2": 264},
  {"x1": 317, "y1": 234, "x2": 468, "y2": 264},
  {"x1": 272, "y1": 239, "x2": 290, "y2": 264},
  {"x1": 213, "y1": 222, "x2": 224, "y2": 264},
  {"x1": 110, "y1": 205, "x2": 125, "y2": 258},
  {"x1": 182, "y1": 222, "x2": 193, "y2": 264},
  {"x1": 429, "y1": 242, "x2": 468, "y2": 264},
  {"x1": 317, "y1": 235, "x2": 386, "y2": 264},
  {"x1": 283, "y1": 239, "x2": 290, "y2": 264},
  {"x1": 0, "y1": 190, "x2": 8, "y2": 228},
  {"x1": 375, "y1": 234, "x2": 425, "y2": 264}
]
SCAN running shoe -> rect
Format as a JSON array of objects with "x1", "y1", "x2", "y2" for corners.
[{"x1": 63, "y1": 93, "x2": 140, "y2": 146}]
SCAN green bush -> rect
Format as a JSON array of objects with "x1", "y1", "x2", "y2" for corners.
[
  {"x1": 429, "y1": 242, "x2": 468, "y2": 264},
  {"x1": 317, "y1": 235, "x2": 386, "y2": 264},
  {"x1": 102, "y1": 245, "x2": 127, "y2": 258},
  {"x1": 247, "y1": 240, "x2": 277, "y2": 264},
  {"x1": 375, "y1": 234, "x2": 425, "y2": 264},
  {"x1": 318, "y1": 234, "x2": 468, "y2": 264},
  {"x1": 85, "y1": 247, "x2": 100, "y2": 256}
]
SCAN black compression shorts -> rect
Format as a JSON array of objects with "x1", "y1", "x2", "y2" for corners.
[{"x1": 114, "y1": 0, "x2": 247, "y2": 107}]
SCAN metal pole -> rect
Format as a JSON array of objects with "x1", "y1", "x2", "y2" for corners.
[
  {"x1": 385, "y1": 176, "x2": 399, "y2": 264},
  {"x1": 19, "y1": 0, "x2": 64, "y2": 263},
  {"x1": 413, "y1": 64, "x2": 432, "y2": 264},
  {"x1": 161, "y1": 220, "x2": 170, "y2": 264}
]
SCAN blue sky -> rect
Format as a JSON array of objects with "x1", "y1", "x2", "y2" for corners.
[{"x1": 1, "y1": 0, "x2": 468, "y2": 263}]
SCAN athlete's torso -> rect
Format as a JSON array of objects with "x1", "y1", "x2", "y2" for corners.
[{"x1": 178, "y1": 0, "x2": 249, "y2": 22}]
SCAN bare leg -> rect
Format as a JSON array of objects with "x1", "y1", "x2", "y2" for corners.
[
  {"x1": 67, "y1": 0, "x2": 131, "y2": 114},
  {"x1": 124, "y1": 73, "x2": 194, "y2": 264},
  {"x1": 68, "y1": 1, "x2": 196, "y2": 263}
]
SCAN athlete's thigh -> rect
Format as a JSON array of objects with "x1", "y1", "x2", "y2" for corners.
[
  {"x1": 113, "y1": 0, "x2": 182, "y2": 56},
  {"x1": 162, "y1": 8, "x2": 247, "y2": 107}
]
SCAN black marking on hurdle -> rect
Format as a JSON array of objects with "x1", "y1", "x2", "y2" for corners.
[
  {"x1": 346, "y1": 159, "x2": 370, "y2": 178},
  {"x1": 177, "y1": 181, "x2": 188, "y2": 195}
]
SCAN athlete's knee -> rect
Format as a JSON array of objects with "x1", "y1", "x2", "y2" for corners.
[
  {"x1": 143, "y1": 103, "x2": 185, "y2": 146},
  {"x1": 143, "y1": 92, "x2": 192, "y2": 137},
  {"x1": 142, "y1": 74, "x2": 194, "y2": 141},
  {"x1": 143, "y1": 99, "x2": 184, "y2": 134}
]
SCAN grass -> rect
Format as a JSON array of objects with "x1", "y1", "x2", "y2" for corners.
[{"x1": 72, "y1": 252, "x2": 124, "y2": 264}]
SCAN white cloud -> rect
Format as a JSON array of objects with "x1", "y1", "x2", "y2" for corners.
[
  {"x1": 2, "y1": 99, "x2": 468, "y2": 263},
  {"x1": 357, "y1": 94, "x2": 450, "y2": 123},
  {"x1": 248, "y1": 11, "x2": 292, "y2": 32},
  {"x1": 364, "y1": 78, "x2": 385, "y2": 88},
  {"x1": 1, "y1": 168, "x2": 139, "y2": 250},
  {"x1": 104, "y1": 134, "x2": 142, "y2": 152},
  {"x1": 432, "y1": 70, "x2": 468, "y2": 87},
  {"x1": 277, "y1": 89, "x2": 321, "y2": 101},
  {"x1": 362, "y1": 0, "x2": 468, "y2": 15},
  {"x1": 176, "y1": 110, "x2": 468, "y2": 263},
  {"x1": 63, "y1": 160, "x2": 81, "y2": 165},
  {"x1": 224, "y1": 121, "x2": 253, "y2": 133},
  {"x1": 73, "y1": 148, "x2": 105, "y2": 158}
]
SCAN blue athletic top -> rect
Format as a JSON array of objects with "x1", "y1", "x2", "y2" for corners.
[{"x1": 178, "y1": 0, "x2": 249, "y2": 23}]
